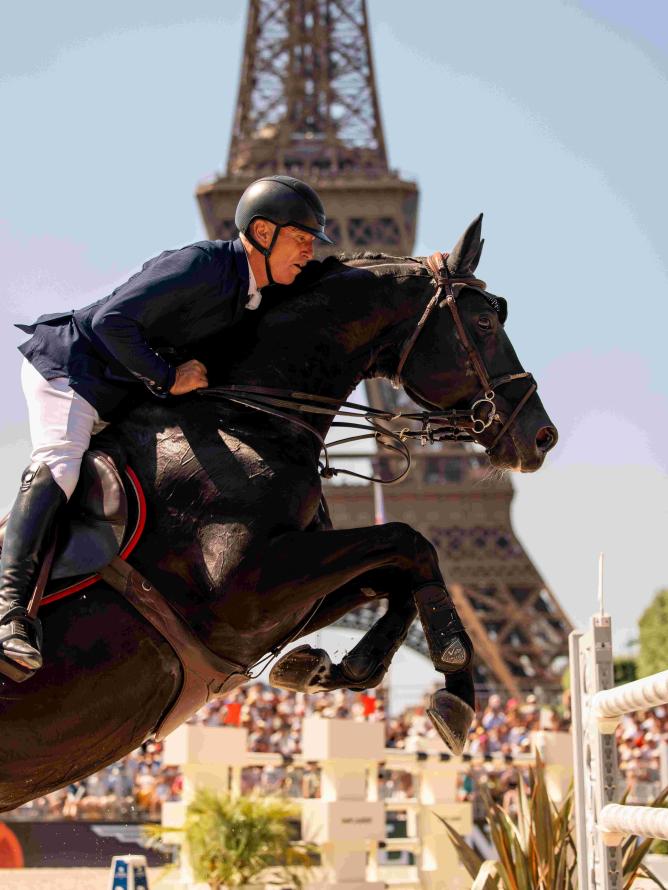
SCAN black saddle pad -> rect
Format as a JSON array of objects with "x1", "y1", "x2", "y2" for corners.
[{"x1": 0, "y1": 448, "x2": 144, "y2": 602}]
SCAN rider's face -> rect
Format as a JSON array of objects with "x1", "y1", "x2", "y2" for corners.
[{"x1": 254, "y1": 222, "x2": 315, "y2": 285}]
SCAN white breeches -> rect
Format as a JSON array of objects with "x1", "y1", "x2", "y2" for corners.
[{"x1": 21, "y1": 359, "x2": 109, "y2": 501}]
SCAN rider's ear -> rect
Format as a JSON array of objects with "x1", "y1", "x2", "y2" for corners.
[
  {"x1": 447, "y1": 214, "x2": 484, "y2": 276},
  {"x1": 251, "y1": 219, "x2": 273, "y2": 248}
]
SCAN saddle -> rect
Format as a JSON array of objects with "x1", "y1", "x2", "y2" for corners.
[
  {"x1": 0, "y1": 449, "x2": 248, "y2": 738},
  {"x1": 0, "y1": 450, "x2": 144, "y2": 604}
]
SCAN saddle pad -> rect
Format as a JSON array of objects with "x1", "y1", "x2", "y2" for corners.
[
  {"x1": 40, "y1": 464, "x2": 146, "y2": 607},
  {"x1": 0, "y1": 451, "x2": 145, "y2": 608}
]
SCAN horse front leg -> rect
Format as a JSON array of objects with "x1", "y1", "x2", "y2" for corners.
[
  {"x1": 269, "y1": 576, "x2": 417, "y2": 693},
  {"x1": 270, "y1": 498, "x2": 420, "y2": 694},
  {"x1": 232, "y1": 522, "x2": 474, "y2": 754}
]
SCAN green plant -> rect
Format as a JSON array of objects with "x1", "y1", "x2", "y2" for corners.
[
  {"x1": 562, "y1": 657, "x2": 637, "y2": 691},
  {"x1": 638, "y1": 588, "x2": 668, "y2": 678},
  {"x1": 438, "y1": 754, "x2": 667, "y2": 889},
  {"x1": 613, "y1": 657, "x2": 638, "y2": 685},
  {"x1": 147, "y1": 789, "x2": 314, "y2": 889}
]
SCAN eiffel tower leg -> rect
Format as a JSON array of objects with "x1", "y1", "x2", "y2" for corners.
[{"x1": 414, "y1": 582, "x2": 475, "y2": 755}]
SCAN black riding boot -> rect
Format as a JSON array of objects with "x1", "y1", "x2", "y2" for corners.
[
  {"x1": 414, "y1": 582, "x2": 475, "y2": 755},
  {"x1": 0, "y1": 463, "x2": 65, "y2": 682}
]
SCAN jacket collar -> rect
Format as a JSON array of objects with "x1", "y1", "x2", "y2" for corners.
[{"x1": 232, "y1": 238, "x2": 250, "y2": 292}]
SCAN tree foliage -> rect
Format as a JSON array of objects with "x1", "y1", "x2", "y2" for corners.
[
  {"x1": 614, "y1": 657, "x2": 638, "y2": 685},
  {"x1": 638, "y1": 588, "x2": 668, "y2": 678}
]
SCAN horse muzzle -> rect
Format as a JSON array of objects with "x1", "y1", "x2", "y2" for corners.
[{"x1": 487, "y1": 408, "x2": 558, "y2": 473}]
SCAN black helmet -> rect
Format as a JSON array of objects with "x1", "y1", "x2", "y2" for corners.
[{"x1": 235, "y1": 175, "x2": 333, "y2": 245}]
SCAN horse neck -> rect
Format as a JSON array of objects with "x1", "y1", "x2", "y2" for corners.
[{"x1": 217, "y1": 262, "x2": 427, "y2": 435}]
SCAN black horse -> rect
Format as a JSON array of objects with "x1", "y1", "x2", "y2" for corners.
[{"x1": 0, "y1": 217, "x2": 556, "y2": 810}]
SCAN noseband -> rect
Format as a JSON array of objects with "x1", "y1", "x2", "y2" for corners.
[
  {"x1": 395, "y1": 252, "x2": 536, "y2": 453},
  {"x1": 199, "y1": 252, "x2": 537, "y2": 484}
]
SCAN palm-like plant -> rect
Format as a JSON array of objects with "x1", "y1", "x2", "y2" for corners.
[
  {"x1": 438, "y1": 754, "x2": 667, "y2": 889},
  {"x1": 148, "y1": 788, "x2": 314, "y2": 889}
]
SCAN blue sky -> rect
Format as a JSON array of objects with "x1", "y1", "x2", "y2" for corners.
[{"x1": 1, "y1": 1, "x2": 667, "y2": 664}]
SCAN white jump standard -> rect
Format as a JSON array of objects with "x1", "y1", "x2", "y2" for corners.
[{"x1": 570, "y1": 610, "x2": 668, "y2": 890}]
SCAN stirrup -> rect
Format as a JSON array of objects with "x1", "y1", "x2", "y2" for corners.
[
  {"x1": 0, "y1": 606, "x2": 44, "y2": 647},
  {"x1": 0, "y1": 607, "x2": 43, "y2": 682}
]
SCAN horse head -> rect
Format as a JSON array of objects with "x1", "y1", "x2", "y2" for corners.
[{"x1": 395, "y1": 215, "x2": 558, "y2": 472}]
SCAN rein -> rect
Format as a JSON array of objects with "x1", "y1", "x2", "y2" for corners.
[{"x1": 197, "y1": 252, "x2": 537, "y2": 485}]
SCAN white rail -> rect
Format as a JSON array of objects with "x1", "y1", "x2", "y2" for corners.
[
  {"x1": 593, "y1": 670, "x2": 668, "y2": 722},
  {"x1": 570, "y1": 613, "x2": 668, "y2": 890},
  {"x1": 599, "y1": 804, "x2": 668, "y2": 844}
]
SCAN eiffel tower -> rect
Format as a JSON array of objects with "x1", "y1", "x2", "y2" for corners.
[{"x1": 196, "y1": 0, "x2": 571, "y2": 697}]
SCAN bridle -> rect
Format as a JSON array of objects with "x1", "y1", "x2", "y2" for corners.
[
  {"x1": 394, "y1": 251, "x2": 537, "y2": 453},
  {"x1": 198, "y1": 252, "x2": 537, "y2": 484}
]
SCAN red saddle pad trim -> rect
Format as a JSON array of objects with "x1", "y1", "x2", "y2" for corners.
[{"x1": 41, "y1": 466, "x2": 147, "y2": 608}]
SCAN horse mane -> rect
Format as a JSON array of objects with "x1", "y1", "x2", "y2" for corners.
[
  {"x1": 263, "y1": 251, "x2": 427, "y2": 299},
  {"x1": 340, "y1": 251, "x2": 421, "y2": 264}
]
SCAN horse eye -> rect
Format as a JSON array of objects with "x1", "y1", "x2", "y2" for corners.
[{"x1": 477, "y1": 316, "x2": 492, "y2": 330}]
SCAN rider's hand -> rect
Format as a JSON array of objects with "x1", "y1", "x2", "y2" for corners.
[{"x1": 169, "y1": 359, "x2": 209, "y2": 395}]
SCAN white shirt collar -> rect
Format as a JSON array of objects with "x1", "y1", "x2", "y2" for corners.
[{"x1": 244, "y1": 248, "x2": 262, "y2": 311}]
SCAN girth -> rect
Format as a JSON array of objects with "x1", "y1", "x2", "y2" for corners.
[
  {"x1": 11, "y1": 451, "x2": 252, "y2": 741},
  {"x1": 99, "y1": 557, "x2": 249, "y2": 740}
]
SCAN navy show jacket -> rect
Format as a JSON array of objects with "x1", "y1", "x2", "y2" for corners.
[{"x1": 17, "y1": 238, "x2": 251, "y2": 420}]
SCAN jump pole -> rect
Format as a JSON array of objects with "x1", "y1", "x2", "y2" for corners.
[{"x1": 570, "y1": 553, "x2": 668, "y2": 889}]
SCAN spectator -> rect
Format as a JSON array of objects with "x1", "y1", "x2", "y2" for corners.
[{"x1": 7, "y1": 683, "x2": 668, "y2": 824}]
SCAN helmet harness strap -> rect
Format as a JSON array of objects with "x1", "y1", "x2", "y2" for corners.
[{"x1": 244, "y1": 221, "x2": 283, "y2": 287}]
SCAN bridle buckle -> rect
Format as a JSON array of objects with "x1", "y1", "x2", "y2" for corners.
[{"x1": 419, "y1": 420, "x2": 434, "y2": 446}]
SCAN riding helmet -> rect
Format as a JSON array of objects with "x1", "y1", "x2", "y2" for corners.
[
  {"x1": 235, "y1": 176, "x2": 334, "y2": 246},
  {"x1": 235, "y1": 176, "x2": 333, "y2": 286}
]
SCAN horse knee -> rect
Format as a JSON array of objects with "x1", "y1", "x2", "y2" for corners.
[{"x1": 385, "y1": 522, "x2": 440, "y2": 579}]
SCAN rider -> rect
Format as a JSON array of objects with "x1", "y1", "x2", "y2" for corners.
[{"x1": 0, "y1": 175, "x2": 333, "y2": 682}]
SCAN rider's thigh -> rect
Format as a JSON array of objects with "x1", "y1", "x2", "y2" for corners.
[{"x1": 20, "y1": 360, "x2": 108, "y2": 500}]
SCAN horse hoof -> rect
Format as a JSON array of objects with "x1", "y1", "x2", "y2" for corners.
[
  {"x1": 269, "y1": 645, "x2": 337, "y2": 693},
  {"x1": 426, "y1": 690, "x2": 475, "y2": 756}
]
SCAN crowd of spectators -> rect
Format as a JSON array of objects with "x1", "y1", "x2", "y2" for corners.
[{"x1": 6, "y1": 682, "x2": 666, "y2": 822}]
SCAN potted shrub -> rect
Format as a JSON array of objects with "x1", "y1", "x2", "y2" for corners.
[
  {"x1": 149, "y1": 788, "x2": 314, "y2": 889},
  {"x1": 439, "y1": 754, "x2": 667, "y2": 889}
]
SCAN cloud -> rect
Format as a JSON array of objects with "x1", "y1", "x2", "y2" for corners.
[
  {"x1": 512, "y1": 462, "x2": 668, "y2": 631},
  {"x1": 538, "y1": 349, "x2": 668, "y2": 472},
  {"x1": 0, "y1": 221, "x2": 123, "y2": 322}
]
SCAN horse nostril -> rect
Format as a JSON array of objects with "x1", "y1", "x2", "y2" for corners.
[{"x1": 536, "y1": 426, "x2": 558, "y2": 453}]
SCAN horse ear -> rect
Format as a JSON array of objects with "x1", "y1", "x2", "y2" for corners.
[{"x1": 446, "y1": 214, "x2": 484, "y2": 275}]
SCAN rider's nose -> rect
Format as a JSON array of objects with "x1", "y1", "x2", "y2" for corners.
[{"x1": 536, "y1": 425, "x2": 558, "y2": 453}]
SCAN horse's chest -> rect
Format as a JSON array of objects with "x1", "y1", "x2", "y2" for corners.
[{"x1": 212, "y1": 431, "x2": 321, "y2": 529}]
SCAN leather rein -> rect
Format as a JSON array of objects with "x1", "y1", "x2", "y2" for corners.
[{"x1": 198, "y1": 252, "x2": 537, "y2": 485}]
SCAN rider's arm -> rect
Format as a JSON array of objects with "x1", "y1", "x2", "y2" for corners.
[{"x1": 89, "y1": 246, "x2": 217, "y2": 398}]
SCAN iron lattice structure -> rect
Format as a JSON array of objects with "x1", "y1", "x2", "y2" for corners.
[
  {"x1": 197, "y1": 0, "x2": 418, "y2": 255},
  {"x1": 229, "y1": 0, "x2": 388, "y2": 178},
  {"x1": 195, "y1": 0, "x2": 572, "y2": 697}
]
